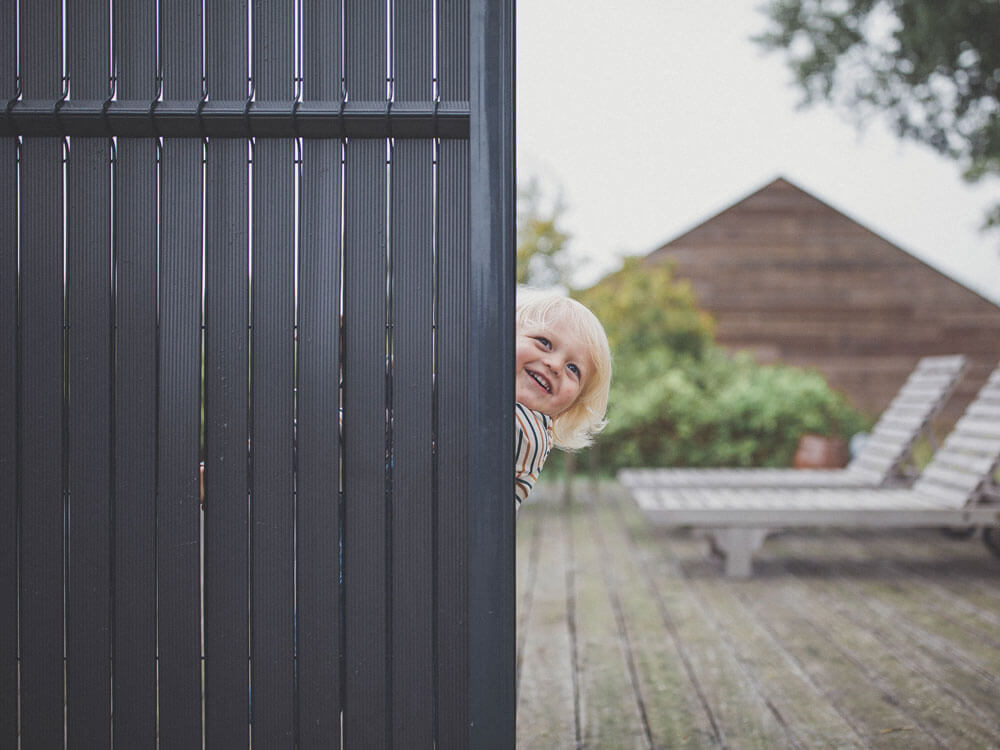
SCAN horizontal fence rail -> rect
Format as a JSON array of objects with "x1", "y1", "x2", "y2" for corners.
[
  {"x1": 0, "y1": 0, "x2": 514, "y2": 747},
  {"x1": 1, "y1": 100, "x2": 471, "y2": 138}
]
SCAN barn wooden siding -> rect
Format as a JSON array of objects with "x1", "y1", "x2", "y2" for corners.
[{"x1": 646, "y1": 177, "x2": 1000, "y2": 424}]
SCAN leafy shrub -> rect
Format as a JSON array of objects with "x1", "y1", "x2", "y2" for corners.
[{"x1": 589, "y1": 348, "x2": 871, "y2": 473}]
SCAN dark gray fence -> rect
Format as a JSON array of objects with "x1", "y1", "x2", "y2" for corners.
[{"x1": 1, "y1": 0, "x2": 514, "y2": 746}]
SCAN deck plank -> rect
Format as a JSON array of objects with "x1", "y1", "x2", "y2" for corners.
[
  {"x1": 590, "y1": 496, "x2": 720, "y2": 747},
  {"x1": 569, "y1": 501, "x2": 649, "y2": 747},
  {"x1": 516, "y1": 504, "x2": 542, "y2": 682},
  {"x1": 516, "y1": 503, "x2": 577, "y2": 748}
]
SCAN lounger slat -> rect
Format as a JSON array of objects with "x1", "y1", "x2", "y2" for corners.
[
  {"x1": 876, "y1": 399, "x2": 940, "y2": 419},
  {"x1": 924, "y1": 434, "x2": 998, "y2": 470},
  {"x1": 854, "y1": 440, "x2": 901, "y2": 460},
  {"x1": 857, "y1": 433, "x2": 908, "y2": 456},
  {"x1": 913, "y1": 354, "x2": 967, "y2": 371},
  {"x1": 975, "y1": 379, "x2": 1000, "y2": 400},
  {"x1": 942, "y1": 433, "x2": 1000, "y2": 455},
  {"x1": 888, "y1": 382, "x2": 944, "y2": 400},
  {"x1": 910, "y1": 481, "x2": 976, "y2": 508},
  {"x1": 854, "y1": 468, "x2": 892, "y2": 485},
  {"x1": 920, "y1": 455, "x2": 993, "y2": 487},
  {"x1": 876, "y1": 412, "x2": 928, "y2": 432},
  {"x1": 904, "y1": 370, "x2": 961, "y2": 388},
  {"x1": 850, "y1": 454, "x2": 897, "y2": 475},
  {"x1": 919, "y1": 462, "x2": 993, "y2": 493},
  {"x1": 897, "y1": 377, "x2": 959, "y2": 395},
  {"x1": 867, "y1": 424, "x2": 917, "y2": 443},
  {"x1": 878, "y1": 405, "x2": 930, "y2": 424},
  {"x1": 619, "y1": 466, "x2": 879, "y2": 489},
  {"x1": 953, "y1": 415, "x2": 1000, "y2": 440},
  {"x1": 965, "y1": 401, "x2": 1000, "y2": 421}
]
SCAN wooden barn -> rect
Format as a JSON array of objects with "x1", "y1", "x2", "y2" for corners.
[{"x1": 645, "y1": 177, "x2": 1000, "y2": 423}]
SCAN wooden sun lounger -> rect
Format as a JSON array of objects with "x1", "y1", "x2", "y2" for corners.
[
  {"x1": 623, "y1": 365, "x2": 1000, "y2": 578},
  {"x1": 619, "y1": 354, "x2": 967, "y2": 491}
]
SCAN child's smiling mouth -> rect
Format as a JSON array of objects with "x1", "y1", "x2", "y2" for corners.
[{"x1": 527, "y1": 369, "x2": 551, "y2": 393}]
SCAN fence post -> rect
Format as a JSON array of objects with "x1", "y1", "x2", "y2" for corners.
[{"x1": 468, "y1": 0, "x2": 516, "y2": 745}]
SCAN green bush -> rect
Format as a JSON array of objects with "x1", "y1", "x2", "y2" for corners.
[{"x1": 585, "y1": 348, "x2": 871, "y2": 474}]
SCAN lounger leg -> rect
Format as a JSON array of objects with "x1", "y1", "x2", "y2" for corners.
[{"x1": 710, "y1": 528, "x2": 770, "y2": 578}]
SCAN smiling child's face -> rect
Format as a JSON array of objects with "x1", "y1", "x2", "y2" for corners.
[{"x1": 515, "y1": 317, "x2": 590, "y2": 418}]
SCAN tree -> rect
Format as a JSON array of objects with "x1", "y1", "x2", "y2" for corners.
[
  {"x1": 516, "y1": 177, "x2": 574, "y2": 288},
  {"x1": 573, "y1": 256, "x2": 715, "y2": 363},
  {"x1": 755, "y1": 0, "x2": 1000, "y2": 229}
]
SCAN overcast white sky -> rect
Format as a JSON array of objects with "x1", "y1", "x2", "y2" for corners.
[{"x1": 516, "y1": 0, "x2": 1000, "y2": 304}]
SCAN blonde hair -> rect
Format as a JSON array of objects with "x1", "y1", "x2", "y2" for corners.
[{"x1": 516, "y1": 287, "x2": 612, "y2": 450}]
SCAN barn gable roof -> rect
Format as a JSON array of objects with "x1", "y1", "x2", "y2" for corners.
[
  {"x1": 648, "y1": 176, "x2": 999, "y2": 310},
  {"x1": 642, "y1": 176, "x2": 1000, "y2": 420}
]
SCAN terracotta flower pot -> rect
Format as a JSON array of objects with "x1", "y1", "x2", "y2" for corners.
[{"x1": 793, "y1": 434, "x2": 848, "y2": 469}]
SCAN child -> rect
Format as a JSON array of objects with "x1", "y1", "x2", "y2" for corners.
[{"x1": 514, "y1": 288, "x2": 612, "y2": 510}]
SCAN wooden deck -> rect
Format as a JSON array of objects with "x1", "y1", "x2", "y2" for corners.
[{"x1": 515, "y1": 481, "x2": 1000, "y2": 749}]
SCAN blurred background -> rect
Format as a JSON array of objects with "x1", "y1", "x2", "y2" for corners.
[{"x1": 515, "y1": 0, "x2": 1000, "y2": 474}]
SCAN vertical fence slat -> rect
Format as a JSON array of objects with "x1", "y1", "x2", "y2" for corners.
[
  {"x1": 343, "y1": 137, "x2": 390, "y2": 750},
  {"x1": 0, "y1": 0, "x2": 19, "y2": 744},
  {"x1": 390, "y1": 138, "x2": 435, "y2": 748},
  {"x1": 395, "y1": 0, "x2": 433, "y2": 102},
  {"x1": 297, "y1": 1, "x2": 344, "y2": 744},
  {"x1": 111, "y1": 0, "x2": 159, "y2": 742},
  {"x1": 436, "y1": 1, "x2": 470, "y2": 744},
  {"x1": 204, "y1": 138, "x2": 252, "y2": 747},
  {"x1": 249, "y1": 3, "x2": 296, "y2": 746},
  {"x1": 468, "y1": 0, "x2": 516, "y2": 745},
  {"x1": 296, "y1": 138, "x2": 343, "y2": 749},
  {"x1": 111, "y1": 143, "x2": 158, "y2": 746},
  {"x1": 66, "y1": 141, "x2": 113, "y2": 747},
  {"x1": 158, "y1": 134, "x2": 204, "y2": 749},
  {"x1": 19, "y1": 136, "x2": 65, "y2": 750},
  {"x1": 0, "y1": 136, "x2": 15, "y2": 748},
  {"x1": 18, "y1": 2, "x2": 65, "y2": 747},
  {"x1": 65, "y1": 1, "x2": 113, "y2": 745},
  {"x1": 0, "y1": 145, "x2": 15, "y2": 750},
  {"x1": 203, "y1": 2, "x2": 250, "y2": 744},
  {"x1": 249, "y1": 138, "x2": 296, "y2": 747},
  {"x1": 390, "y1": 2, "x2": 435, "y2": 744},
  {"x1": 343, "y1": 1, "x2": 390, "y2": 745},
  {"x1": 346, "y1": 0, "x2": 388, "y2": 103},
  {"x1": 435, "y1": 139, "x2": 470, "y2": 750},
  {"x1": 157, "y1": 2, "x2": 206, "y2": 745}
]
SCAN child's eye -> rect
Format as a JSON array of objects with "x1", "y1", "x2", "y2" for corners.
[
  {"x1": 535, "y1": 336, "x2": 551, "y2": 349},
  {"x1": 567, "y1": 363, "x2": 580, "y2": 376}
]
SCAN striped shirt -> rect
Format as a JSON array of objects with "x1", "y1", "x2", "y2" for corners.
[{"x1": 515, "y1": 402, "x2": 553, "y2": 510}]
